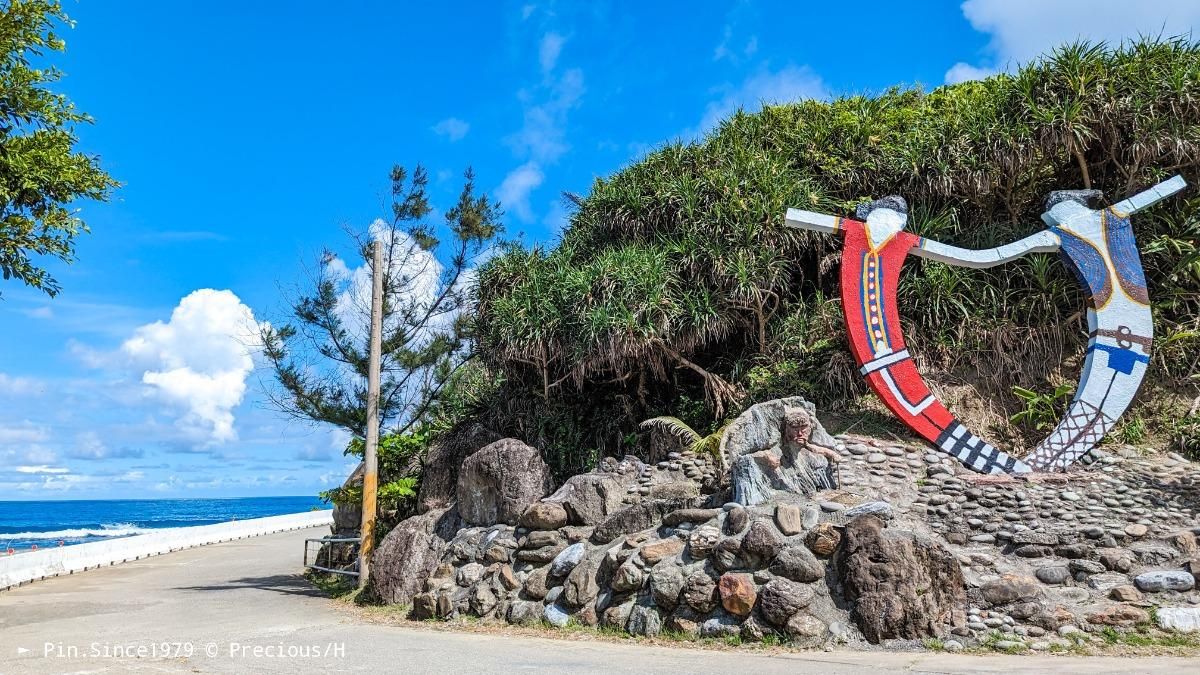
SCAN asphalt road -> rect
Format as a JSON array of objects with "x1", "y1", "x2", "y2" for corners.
[{"x1": 0, "y1": 527, "x2": 1193, "y2": 674}]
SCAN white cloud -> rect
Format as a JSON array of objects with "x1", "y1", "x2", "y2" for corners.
[
  {"x1": 496, "y1": 162, "x2": 545, "y2": 222},
  {"x1": 539, "y1": 32, "x2": 565, "y2": 73},
  {"x1": 23, "y1": 306, "x2": 53, "y2": 319},
  {"x1": 15, "y1": 465, "x2": 69, "y2": 474},
  {"x1": 946, "y1": 0, "x2": 1200, "y2": 83},
  {"x1": 121, "y1": 289, "x2": 261, "y2": 445},
  {"x1": 66, "y1": 431, "x2": 143, "y2": 460},
  {"x1": 693, "y1": 65, "x2": 829, "y2": 138},
  {"x1": 0, "y1": 421, "x2": 49, "y2": 444},
  {"x1": 432, "y1": 117, "x2": 470, "y2": 142}
]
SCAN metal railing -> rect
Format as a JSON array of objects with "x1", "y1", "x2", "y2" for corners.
[{"x1": 303, "y1": 536, "x2": 360, "y2": 577}]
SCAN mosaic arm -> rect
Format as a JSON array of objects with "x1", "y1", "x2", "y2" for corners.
[{"x1": 911, "y1": 230, "x2": 1062, "y2": 269}]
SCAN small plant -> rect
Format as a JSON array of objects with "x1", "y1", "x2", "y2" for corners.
[
  {"x1": 1115, "y1": 415, "x2": 1148, "y2": 444},
  {"x1": 639, "y1": 416, "x2": 731, "y2": 464},
  {"x1": 923, "y1": 637, "x2": 945, "y2": 651},
  {"x1": 723, "y1": 634, "x2": 743, "y2": 647},
  {"x1": 1010, "y1": 383, "x2": 1075, "y2": 431}
]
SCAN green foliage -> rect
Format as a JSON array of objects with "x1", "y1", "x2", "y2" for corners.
[
  {"x1": 639, "y1": 415, "x2": 730, "y2": 463},
  {"x1": 468, "y1": 38, "x2": 1200, "y2": 473},
  {"x1": 1009, "y1": 383, "x2": 1075, "y2": 431},
  {"x1": 261, "y1": 166, "x2": 502, "y2": 439},
  {"x1": 0, "y1": 0, "x2": 118, "y2": 296}
]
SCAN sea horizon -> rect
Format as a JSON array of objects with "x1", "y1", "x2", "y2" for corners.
[{"x1": 0, "y1": 495, "x2": 330, "y2": 553}]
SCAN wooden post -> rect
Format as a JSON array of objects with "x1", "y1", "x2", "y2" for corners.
[{"x1": 358, "y1": 241, "x2": 385, "y2": 588}]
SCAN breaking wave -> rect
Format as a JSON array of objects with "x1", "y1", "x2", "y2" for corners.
[{"x1": 0, "y1": 523, "x2": 153, "y2": 541}]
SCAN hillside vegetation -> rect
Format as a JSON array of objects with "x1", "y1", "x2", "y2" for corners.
[{"x1": 451, "y1": 39, "x2": 1200, "y2": 481}]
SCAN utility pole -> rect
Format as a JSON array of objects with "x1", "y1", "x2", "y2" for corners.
[{"x1": 358, "y1": 241, "x2": 384, "y2": 588}]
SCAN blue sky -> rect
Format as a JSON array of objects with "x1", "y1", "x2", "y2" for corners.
[{"x1": 1, "y1": 1, "x2": 1197, "y2": 500}]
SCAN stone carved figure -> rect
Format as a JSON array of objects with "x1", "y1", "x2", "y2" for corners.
[
  {"x1": 720, "y1": 397, "x2": 840, "y2": 506},
  {"x1": 785, "y1": 176, "x2": 1187, "y2": 474}
]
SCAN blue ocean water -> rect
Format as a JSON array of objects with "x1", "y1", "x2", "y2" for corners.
[{"x1": 0, "y1": 496, "x2": 329, "y2": 553}]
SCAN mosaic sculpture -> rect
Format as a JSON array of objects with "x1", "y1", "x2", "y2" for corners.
[{"x1": 784, "y1": 176, "x2": 1186, "y2": 474}]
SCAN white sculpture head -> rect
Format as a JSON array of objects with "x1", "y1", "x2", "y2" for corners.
[
  {"x1": 857, "y1": 195, "x2": 908, "y2": 246},
  {"x1": 1041, "y1": 189, "x2": 1102, "y2": 227}
]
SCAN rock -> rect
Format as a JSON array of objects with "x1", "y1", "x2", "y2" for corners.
[
  {"x1": 1012, "y1": 531, "x2": 1058, "y2": 546},
  {"x1": 468, "y1": 583, "x2": 497, "y2": 617},
  {"x1": 1068, "y1": 559, "x2": 1106, "y2": 576},
  {"x1": 549, "y1": 542, "x2": 587, "y2": 577},
  {"x1": 544, "y1": 472, "x2": 629, "y2": 525},
  {"x1": 775, "y1": 504, "x2": 805, "y2": 536},
  {"x1": 1134, "y1": 571, "x2": 1196, "y2": 593},
  {"x1": 843, "y1": 501, "x2": 893, "y2": 520},
  {"x1": 805, "y1": 522, "x2": 841, "y2": 557},
  {"x1": 1099, "y1": 548, "x2": 1135, "y2": 573},
  {"x1": 802, "y1": 503, "x2": 821, "y2": 529},
  {"x1": 785, "y1": 612, "x2": 827, "y2": 646},
  {"x1": 640, "y1": 537, "x2": 685, "y2": 565},
  {"x1": 740, "y1": 520, "x2": 784, "y2": 566},
  {"x1": 721, "y1": 398, "x2": 839, "y2": 506},
  {"x1": 456, "y1": 562, "x2": 485, "y2": 586},
  {"x1": 758, "y1": 578, "x2": 815, "y2": 627},
  {"x1": 518, "y1": 502, "x2": 568, "y2": 530},
  {"x1": 701, "y1": 613, "x2": 742, "y2": 638},
  {"x1": 650, "y1": 481, "x2": 700, "y2": 500},
  {"x1": 712, "y1": 537, "x2": 743, "y2": 572},
  {"x1": 612, "y1": 560, "x2": 644, "y2": 592},
  {"x1": 1132, "y1": 543, "x2": 1180, "y2": 566},
  {"x1": 1087, "y1": 572, "x2": 1131, "y2": 592},
  {"x1": 523, "y1": 566, "x2": 549, "y2": 599},
  {"x1": 770, "y1": 542, "x2": 824, "y2": 583},
  {"x1": 591, "y1": 497, "x2": 695, "y2": 544},
  {"x1": 563, "y1": 547, "x2": 605, "y2": 608},
  {"x1": 724, "y1": 506, "x2": 749, "y2": 534},
  {"x1": 682, "y1": 570, "x2": 719, "y2": 613},
  {"x1": 1086, "y1": 604, "x2": 1149, "y2": 626},
  {"x1": 836, "y1": 514, "x2": 966, "y2": 643},
  {"x1": 981, "y1": 574, "x2": 1042, "y2": 607},
  {"x1": 496, "y1": 564, "x2": 519, "y2": 591},
  {"x1": 687, "y1": 526, "x2": 721, "y2": 559},
  {"x1": 626, "y1": 604, "x2": 662, "y2": 636},
  {"x1": 457, "y1": 439, "x2": 552, "y2": 526},
  {"x1": 718, "y1": 572, "x2": 757, "y2": 616},
  {"x1": 545, "y1": 586, "x2": 562, "y2": 604},
  {"x1": 649, "y1": 563, "x2": 686, "y2": 610},
  {"x1": 740, "y1": 614, "x2": 775, "y2": 642},
  {"x1": 663, "y1": 508, "x2": 721, "y2": 526},
  {"x1": 1109, "y1": 585, "x2": 1142, "y2": 602},
  {"x1": 1055, "y1": 543, "x2": 1093, "y2": 560},
  {"x1": 1124, "y1": 524, "x2": 1148, "y2": 538},
  {"x1": 330, "y1": 462, "x2": 364, "y2": 534},
  {"x1": 543, "y1": 602, "x2": 570, "y2": 628},
  {"x1": 1035, "y1": 566, "x2": 1071, "y2": 585},
  {"x1": 367, "y1": 506, "x2": 462, "y2": 606},
  {"x1": 507, "y1": 600, "x2": 542, "y2": 625},
  {"x1": 410, "y1": 592, "x2": 437, "y2": 620},
  {"x1": 602, "y1": 600, "x2": 634, "y2": 629},
  {"x1": 1156, "y1": 607, "x2": 1200, "y2": 633},
  {"x1": 666, "y1": 606, "x2": 703, "y2": 636}
]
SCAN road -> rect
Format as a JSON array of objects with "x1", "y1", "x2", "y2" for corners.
[{"x1": 0, "y1": 527, "x2": 1192, "y2": 674}]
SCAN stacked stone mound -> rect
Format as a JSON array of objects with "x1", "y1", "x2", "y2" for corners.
[
  {"x1": 364, "y1": 397, "x2": 1200, "y2": 650},
  {"x1": 832, "y1": 433, "x2": 1200, "y2": 649}
]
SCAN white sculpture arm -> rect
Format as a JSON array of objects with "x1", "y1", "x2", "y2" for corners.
[
  {"x1": 911, "y1": 230, "x2": 1062, "y2": 269},
  {"x1": 784, "y1": 208, "x2": 839, "y2": 234},
  {"x1": 1111, "y1": 175, "x2": 1187, "y2": 216}
]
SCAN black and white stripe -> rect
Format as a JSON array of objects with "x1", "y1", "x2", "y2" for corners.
[{"x1": 934, "y1": 421, "x2": 1029, "y2": 475}]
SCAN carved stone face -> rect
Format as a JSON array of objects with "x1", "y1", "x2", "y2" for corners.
[{"x1": 783, "y1": 410, "x2": 813, "y2": 447}]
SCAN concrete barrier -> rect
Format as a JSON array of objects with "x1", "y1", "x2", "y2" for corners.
[{"x1": 0, "y1": 510, "x2": 333, "y2": 590}]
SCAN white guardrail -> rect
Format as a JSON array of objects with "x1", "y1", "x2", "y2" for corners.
[{"x1": 0, "y1": 510, "x2": 333, "y2": 590}]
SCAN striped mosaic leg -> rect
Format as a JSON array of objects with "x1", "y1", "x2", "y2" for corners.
[{"x1": 934, "y1": 421, "x2": 1032, "y2": 475}]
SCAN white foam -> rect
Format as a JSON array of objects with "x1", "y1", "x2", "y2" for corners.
[{"x1": 1, "y1": 523, "x2": 155, "y2": 542}]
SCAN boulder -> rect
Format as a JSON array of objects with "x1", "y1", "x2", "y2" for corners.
[
  {"x1": 417, "y1": 423, "x2": 501, "y2": 513},
  {"x1": 627, "y1": 604, "x2": 662, "y2": 636},
  {"x1": 1157, "y1": 607, "x2": 1200, "y2": 633},
  {"x1": 640, "y1": 537, "x2": 685, "y2": 565},
  {"x1": 549, "y1": 542, "x2": 587, "y2": 577},
  {"x1": 649, "y1": 563, "x2": 686, "y2": 610},
  {"x1": 836, "y1": 514, "x2": 966, "y2": 643},
  {"x1": 367, "y1": 506, "x2": 462, "y2": 606},
  {"x1": 805, "y1": 522, "x2": 841, "y2": 557},
  {"x1": 682, "y1": 569, "x2": 720, "y2": 613},
  {"x1": 770, "y1": 542, "x2": 824, "y2": 583},
  {"x1": 544, "y1": 472, "x2": 629, "y2": 525},
  {"x1": 664, "y1": 508, "x2": 721, "y2": 526},
  {"x1": 758, "y1": 578, "x2": 815, "y2": 627},
  {"x1": 563, "y1": 546, "x2": 607, "y2": 608},
  {"x1": 519, "y1": 502, "x2": 568, "y2": 530},
  {"x1": 687, "y1": 526, "x2": 720, "y2": 559},
  {"x1": 719, "y1": 398, "x2": 839, "y2": 506},
  {"x1": 775, "y1": 504, "x2": 804, "y2": 536},
  {"x1": 1086, "y1": 604, "x2": 1149, "y2": 626},
  {"x1": 523, "y1": 566, "x2": 550, "y2": 599},
  {"x1": 981, "y1": 574, "x2": 1043, "y2": 606},
  {"x1": 785, "y1": 612, "x2": 828, "y2": 646},
  {"x1": 507, "y1": 600, "x2": 543, "y2": 625},
  {"x1": 456, "y1": 438, "x2": 552, "y2": 526},
  {"x1": 740, "y1": 520, "x2": 784, "y2": 567},
  {"x1": 718, "y1": 572, "x2": 757, "y2": 616},
  {"x1": 591, "y1": 497, "x2": 696, "y2": 544}
]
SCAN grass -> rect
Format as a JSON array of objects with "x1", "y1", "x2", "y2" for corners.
[{"x1": 922, "y1": 637, "x2": 945, "y2": 651}]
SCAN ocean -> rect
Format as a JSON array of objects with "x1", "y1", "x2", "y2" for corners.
[{"x1": 0, "y1": 496, "x2": 329, "y2": 553}]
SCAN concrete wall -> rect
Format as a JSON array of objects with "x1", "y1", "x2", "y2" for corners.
[{"x1": 0, "y1": 510, "x2": 333, "y2": 590}]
